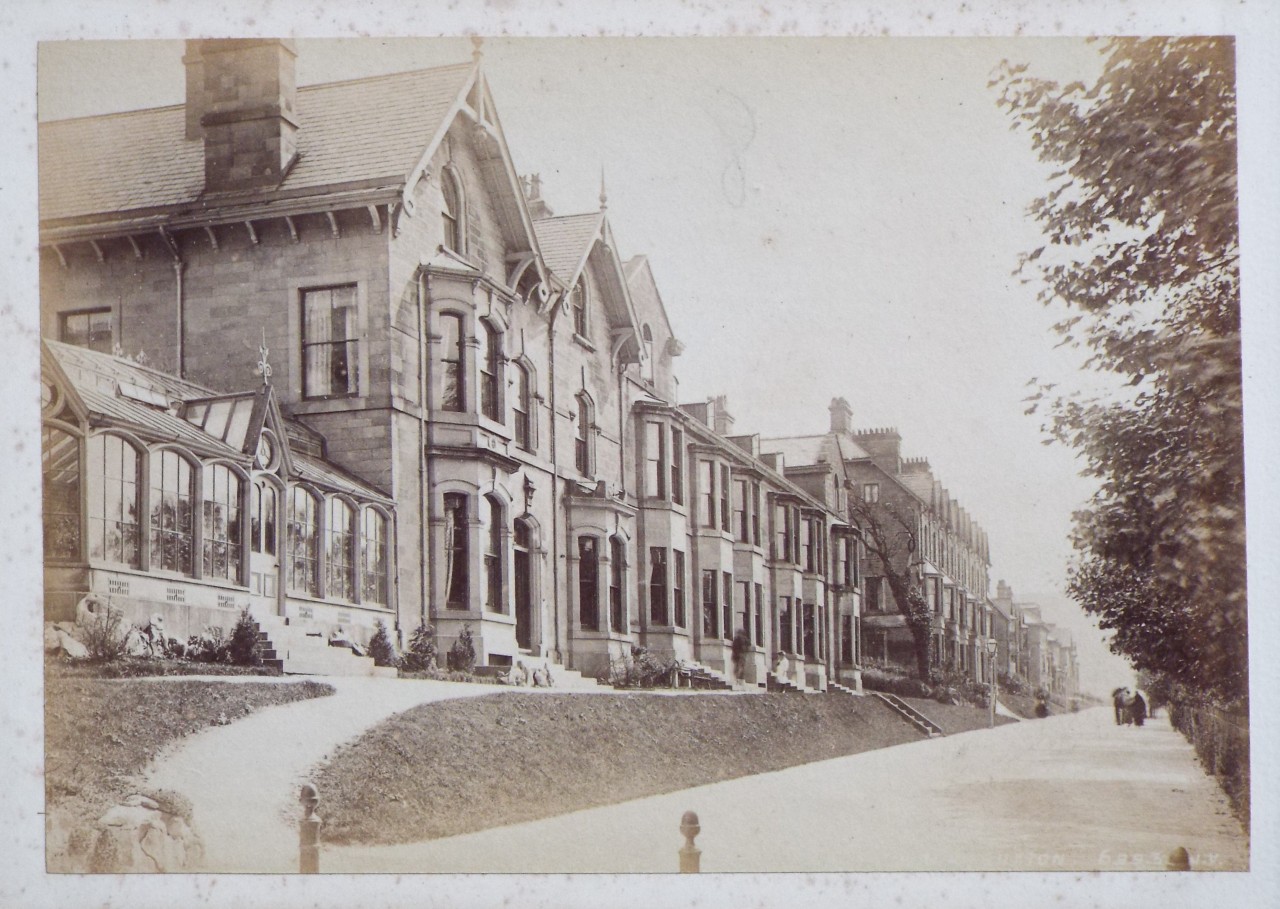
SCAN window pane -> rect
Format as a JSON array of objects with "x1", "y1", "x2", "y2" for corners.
[
  {"x1": 578, "y1": 536, "x2": 599, "y2": 631},
  {"x1": 648, "y1": 547, "x2": 667, "y2": 626},
  {"x1": 42, "y1": 426, "x2": 81, "y2": 560},
  {"x1": 303, "y1": 286, "x2": 359, "y2": 398}
]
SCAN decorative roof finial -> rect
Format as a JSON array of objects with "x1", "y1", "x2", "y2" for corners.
[
  {"x1": 257, "y1": 328, "x2": 273, "y2": 385},
  {"x1": 599, "y1": 166, "x2": 608, "y2": 211},
  {"x1": 471, "y1": 36, "x2": 484, "y2": 63}
]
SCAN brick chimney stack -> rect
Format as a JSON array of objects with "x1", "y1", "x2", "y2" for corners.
[
  {"x1": 185, "y1": 39, "x2": 300, "y2": 192},
  {"x1": 829, "y1": 397, "x2": 853, "y2": 434}
]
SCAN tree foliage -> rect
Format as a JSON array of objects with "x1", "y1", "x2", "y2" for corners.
[{"x1": 993, "y1": 38, "x2": 1246, "y2": 704}]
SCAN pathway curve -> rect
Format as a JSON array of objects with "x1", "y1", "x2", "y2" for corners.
[
  {"x1": 324, "y1": 706, "x2": 1248, "y2": 873},
  {"x1": 143, "y1": 676, "x2": 503, "y2": 872}
]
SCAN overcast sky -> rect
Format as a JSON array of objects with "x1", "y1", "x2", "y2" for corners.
[{"x1": 33, "y1": 37, "x2": 1200, "y2": 692}]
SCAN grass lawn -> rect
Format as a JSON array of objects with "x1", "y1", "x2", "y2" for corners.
[
  {"x1": 315, "y1": 690, "x2": 934, "y2": 847},
  {"x1": 44, "y1": 660, "x2": 333, "y2": 871}
]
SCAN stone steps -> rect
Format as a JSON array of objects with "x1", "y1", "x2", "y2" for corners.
[
  {"x1": 254, "y1": 617, "x2": 390, "y2": 678},
  {"x1": 827, "y1": 681, "x2": 865, "y2": 697},
  {"x1": 871, "y1": 691, "x2": 945, "y2": 737}
]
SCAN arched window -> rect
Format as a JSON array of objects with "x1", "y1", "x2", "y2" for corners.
[
  {"x1": 87, "y1": 435, "x2": 140, "y2": 567},
  {"x1": 443, "y1": 492, "x2": 469, "y2": 609},
  {"x1": 482, "y1": 494, "x2": 504, "y2": 613},
  {"x1": 150, "y1": 449, "x2": 195, "y2": 575},
  {"x1": 42, "y1": 425, "x2": 82, "y2": 561},
  {"x1": 326, "y1": 498, "x2": 355, "y2": 601},
  {"x1": 578, "y1": 536, "x2": 599, "y2": 631},
  {"x1": 480, "y1": 321, "x2": 502, "y2": 422},
  {"x1": 441, "y1": 168, "x2": 464, "y2": 253},
  {"x1": 202, "y1": 464, "x2": 242, "y2": 582},
  {"x1": 574, "y1": 393, "x2": 593, "y2": 476},
  {"x1": 570, "y1": 273, "x2": 589, "y2": 338},
  {"x1": 250, "y1": 481, "x2": 277, "y2": 557},
  {"x1": 361, "y1": 508, "x2": 388, "y2": 606},
  {"x1": 609, "y1": 535, "x2": 625, "y2": 634},
  {"x1": 512, "y1": 361, "x2": 532, "y2": 450},
  {"x1": 287, "y1": 487, "x2": 319, "y2": 596},
  {"x1": 439, "y1": 313, "x2": 465, "y2": 412}
]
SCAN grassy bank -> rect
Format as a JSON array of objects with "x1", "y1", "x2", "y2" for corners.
[
  {"x1": 900, "y1": 696, "x2": 1018, "y2": 734},
  {"x1": 314, "y1": 691, "x2": 932, "y2": 846},
  {"x1": 45, "y1": 661, "x2": 333, "y2": 871}
]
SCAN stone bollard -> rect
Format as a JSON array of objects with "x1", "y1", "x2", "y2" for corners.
[
  {"x1": 679, "y1": 810, "x2": 701, "y2": 873},
  {"x1": 1166, "y1": 846, "x2": 1191, "y2": 871},
  {"x1": 299, "y1": 782, "x2": 321, "y2": 874}
]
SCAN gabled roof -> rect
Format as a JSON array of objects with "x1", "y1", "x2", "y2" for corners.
[
  {"x1": 40, "y1": 63, "x2": 475, "y2": 225},
  {"x1": 531, "y1": 212, "x2": 605, "y2": 285},
  {"x1": 43, "y1": 340, "x2": 390, "y2": 502},
  {"x1": 623, "y1": 255, "x2": 678, "y2": 342}
]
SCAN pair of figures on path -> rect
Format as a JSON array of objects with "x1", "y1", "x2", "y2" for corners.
[{"x1": 1112, "y1": 687, "x2": 1148, "y2": 726}]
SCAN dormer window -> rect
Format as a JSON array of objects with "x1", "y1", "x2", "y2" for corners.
[
  {"x1": 441, "y1": 168, "x2": 465, "y2": 254},
  {"x1": 570, "y1": 273, "x2": 589, "y2": 338},
  {"x1": 642, "y1": 324, "x2": 655, "y2": 384},
  {"x1": 574, "y1": 392, "x2": 594, "y2": 476}
]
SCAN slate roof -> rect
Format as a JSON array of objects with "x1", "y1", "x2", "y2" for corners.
[
  {"x1": 44, "y1": 340, "x2": 390, "y2": 502},
  {"x1": 39, "y1": 63, "x2": 474, "y2": 224},
  {"x1": 531, "y1": 212, "x2": 603, "y2": 284},
  {"x1": 759, "y1": 434, "x2": 838, "y2": 469}
]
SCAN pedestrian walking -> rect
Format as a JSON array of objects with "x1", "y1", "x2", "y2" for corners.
[
  {"x1": 1130, "y1": 691, "x2": 1148, "y2": 727},
  {"x1": 1112, "y1": 687, "x2": 1127, "y2": 725}
]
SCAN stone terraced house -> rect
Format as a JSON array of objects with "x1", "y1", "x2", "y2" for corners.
[{"x1": 38, "y1": 39, "x2": 878, "y2": 688}]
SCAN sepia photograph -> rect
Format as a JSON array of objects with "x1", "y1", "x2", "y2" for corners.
[{"x1": 5, "y1": 1, "x2": 1278, "y2": 906}]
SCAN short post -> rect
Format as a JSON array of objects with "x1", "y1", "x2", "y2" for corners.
[
  {"x1": 299, "y1": 782, "x2": 321, "y2": 874},
  {"x1": 1166, "y1": 846, "x2": 1191, "y2": 871},
  {"x1": 679, "y1": 810, "x2": 701, "y2": 873}
]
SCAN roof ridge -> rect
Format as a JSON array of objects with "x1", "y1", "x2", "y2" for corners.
[
  {"x1": 38, "y1": 61, "x2": 474, "y2": 126},
  {"x1": 296, "y1": 61, "x2": 473, "y2": 93},
  {"x1": 533, "y1": 210, "x2": 604, "y2": 224}
]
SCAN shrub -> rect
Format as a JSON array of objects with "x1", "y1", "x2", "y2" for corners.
[
  {"x1": 228, "y1": 608, "x2": 262, "y2": 667},
  {"x1": 861, "y1": 665, "x2": 932, "y2": 699},
  {"x1": 607, "y1": 645, "x2": 680, "y2": 688},
  {"x1": 80, "y1": 604, "x2": 129, "y2": 662},
  {"x1": 187, "y1": 626, "x2": 230, "y2": 663},
  {"x1": 446, "y1": 624, "x2": 476, "y2": 673},
  {"x1": 400, "y1": 623, "x2": 437, "y2": 673},
  {"x1": 368, "y1": 620, "x2": 397, "y2": 668}
]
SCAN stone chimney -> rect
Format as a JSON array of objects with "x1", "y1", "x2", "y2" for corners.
[
  {"x1": 854, "y1": 427, "x2": 902, "y2": 475},
  {"x1": 709, "y1": 395, "x2": 734, "y2": 436},
  {"x1": 829, "y1": 397, "x2": 853, "y2": 434},
  {"x1": 186, "y1": 39, "x2": 300, "y2": 192},
  {"x1": 522, "y1": 173, "x2": 554, "y2": 219}
]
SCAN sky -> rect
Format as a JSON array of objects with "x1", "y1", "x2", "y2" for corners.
[{"x1": 29, "y1": 36, "x2": 1207, "y2": 694}]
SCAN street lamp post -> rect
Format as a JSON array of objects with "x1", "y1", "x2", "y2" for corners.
[{"x1": 986, "y1": 637, "x2": 998, "y2": 729}]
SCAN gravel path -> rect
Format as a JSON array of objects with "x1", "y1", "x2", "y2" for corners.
[
  {"x1": 324, "y1": 706, "x2": 1247, "y2": 873},
  {"x1": 142, "y1": 676, "x2": 502, "y2": 872}
]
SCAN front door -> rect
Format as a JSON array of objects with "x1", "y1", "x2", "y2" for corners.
[
  {"x1": 249, "y1": 480, "x2": 280, "y2": 616},
  {"x1": 513, "y1": 520, "x2": 532, "y2": 650}
]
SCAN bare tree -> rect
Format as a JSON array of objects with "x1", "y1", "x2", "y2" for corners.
[{"x1": 848, "y1": 498, "x2": 933, "y2": 679}]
